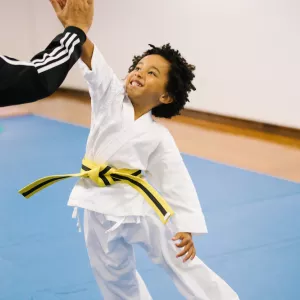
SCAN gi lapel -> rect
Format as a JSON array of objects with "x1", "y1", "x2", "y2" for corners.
[{"x1": 95, "y1": 96, "x2": 154, "y2": 162}]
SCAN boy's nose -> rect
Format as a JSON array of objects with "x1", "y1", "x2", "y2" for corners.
[{"x1": 135, "y1": 70, "x2": 143, "y2": 78}]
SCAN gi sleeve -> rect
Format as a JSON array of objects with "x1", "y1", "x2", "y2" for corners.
[
  {"x1": 146, "y1": 128, "x2": 208, "y2": 235},
  {"x1": 78, "y1": 44, "x2": 123, "y2": 115},
  {"x1": 0, "y1": 26, "x2": 86, "y2": 107}
]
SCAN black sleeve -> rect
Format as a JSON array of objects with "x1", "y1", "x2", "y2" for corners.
[{"x1": 0, "y1": 26, "x2": 86, "y2": 107}]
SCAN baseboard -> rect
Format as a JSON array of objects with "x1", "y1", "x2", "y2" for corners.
[
  {"x1": 180, "y1": 109, "x2": 300, "y2": 140},
  {"x1": 58, "y1": 88, "x2": 300, "y2": 142}
]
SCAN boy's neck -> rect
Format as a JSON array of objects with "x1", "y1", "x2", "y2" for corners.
[
  {"x1": 131, "y1": 100, "x2": 153, "y2": 121},
  {"x1": 134, "y1": 106, "x2": 151, "y2": 120}
]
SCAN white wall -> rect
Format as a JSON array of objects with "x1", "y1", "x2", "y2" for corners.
[
  {"x1": 1, "y1": 0, "x2": 300, "y2": 129},
  {"x1": 0, "y1": 0, "x2": 35, "y2": 59}
]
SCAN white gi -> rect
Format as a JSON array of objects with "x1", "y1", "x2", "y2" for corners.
[{"x1": 67, "y1": 45, "x2": 239, "y2": 300}]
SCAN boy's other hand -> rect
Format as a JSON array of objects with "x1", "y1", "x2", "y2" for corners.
[{"x1": 173, "y1": 232, "x2": 196, "y2": 262}]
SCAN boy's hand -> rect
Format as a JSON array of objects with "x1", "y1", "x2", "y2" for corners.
[
  {"x1": 50, "y1": 0, "x2": 94, "y2": 34},
  {"x1": 172, "y1": 232, "x2": 196, "y2": 262}
]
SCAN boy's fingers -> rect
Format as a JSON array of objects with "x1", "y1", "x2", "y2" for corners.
[
  {"x1": 50, "y1": 0, "x2": 62, "y2": 13},
  {"x1": 183, "y1": 247, "x2": 195, "y2": 262},
  {"x1": 176, "y1": 243, "x2": 192, "y2": 258},
  {"x1": 172, "y1": 233, "x2": 183, "y2": 241}
]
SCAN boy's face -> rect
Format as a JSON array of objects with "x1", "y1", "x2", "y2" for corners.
[{"x1": 125, "y1": 54, "x2": 173, "y2": 109}]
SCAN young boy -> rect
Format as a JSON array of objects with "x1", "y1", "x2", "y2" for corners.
[
  {"x1": 19, "y1": 35, "x2": 239, "y2": 298},
  {"x1": 65, "y1": 39, "x2": 239, "y2": 299}
]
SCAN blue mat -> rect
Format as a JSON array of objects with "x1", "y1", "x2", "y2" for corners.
[{"x1": 0, "y1": 115, "x2": 300, "y2": 300}]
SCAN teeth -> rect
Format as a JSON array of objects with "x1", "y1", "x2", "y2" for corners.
[{"x1": 131, "y1": 81, "x2": 142, "y2": 87}]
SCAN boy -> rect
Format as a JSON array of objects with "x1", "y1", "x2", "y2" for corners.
[
  {"x1": 66, "y1": 39, "x2": 239, "y2": 299},
  {"x1": 20, "y1": 4, "x2": 239, "y2": 295}
]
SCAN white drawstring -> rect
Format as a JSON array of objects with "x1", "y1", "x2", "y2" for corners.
[
  {"x1": 105, "y1": 216, "x2": 141, "y2": 234},
  {"x1": 72, "y1": 207, "x2": 82, "y2": 233},
  {"x1": 71, "y1": 207, "x2": 141, "y2": 234},
  {"x1": 105, "y1": 217, "x2": 126, "y2": 233}
]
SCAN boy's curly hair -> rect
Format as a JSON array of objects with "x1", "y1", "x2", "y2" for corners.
[{"x1": 128, "y1": 44, "x2": 196, "y2": 119}]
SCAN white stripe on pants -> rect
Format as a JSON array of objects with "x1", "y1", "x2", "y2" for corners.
[{"x1": 84, "y1": 209, "x2": 239, "y2": 300}]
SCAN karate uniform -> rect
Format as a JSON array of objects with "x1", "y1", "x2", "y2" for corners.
[{"x1": 67, "y1": 45, "x2": 239, "y2": 300}]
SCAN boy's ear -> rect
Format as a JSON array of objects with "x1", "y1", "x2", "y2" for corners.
[{"x1": 159, "y1": 93, "x2": 174, "y2": 105}]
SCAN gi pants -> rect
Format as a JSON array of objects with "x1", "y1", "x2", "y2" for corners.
[{"x1": 84, "y1": 209, "x2": 239, "y2": 300}]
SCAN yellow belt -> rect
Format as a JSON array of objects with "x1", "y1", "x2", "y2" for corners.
[{"x1": 19, "y1": 158, "x2": 174, "y2": 224}]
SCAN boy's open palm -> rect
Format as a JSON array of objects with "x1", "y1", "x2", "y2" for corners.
[{"x1": 50, "y1": 0, "x2": 94, "y2": 34}]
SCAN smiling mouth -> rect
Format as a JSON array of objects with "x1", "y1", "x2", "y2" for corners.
[{"x1": 130, "y1": 80, "x2": 143, "y2": 87}]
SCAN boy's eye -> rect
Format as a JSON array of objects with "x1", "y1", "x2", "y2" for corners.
[
  {"x1": 148, "y1": 71, "x2": 157, "y2": 76},
  {"x1": 135, "y1": 67, "x2": 140, "y2": 71}
]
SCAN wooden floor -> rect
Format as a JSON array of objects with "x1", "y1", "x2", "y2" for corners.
[{"x1": 1, "y1": 90, "x2": 300, "y2": 183}]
